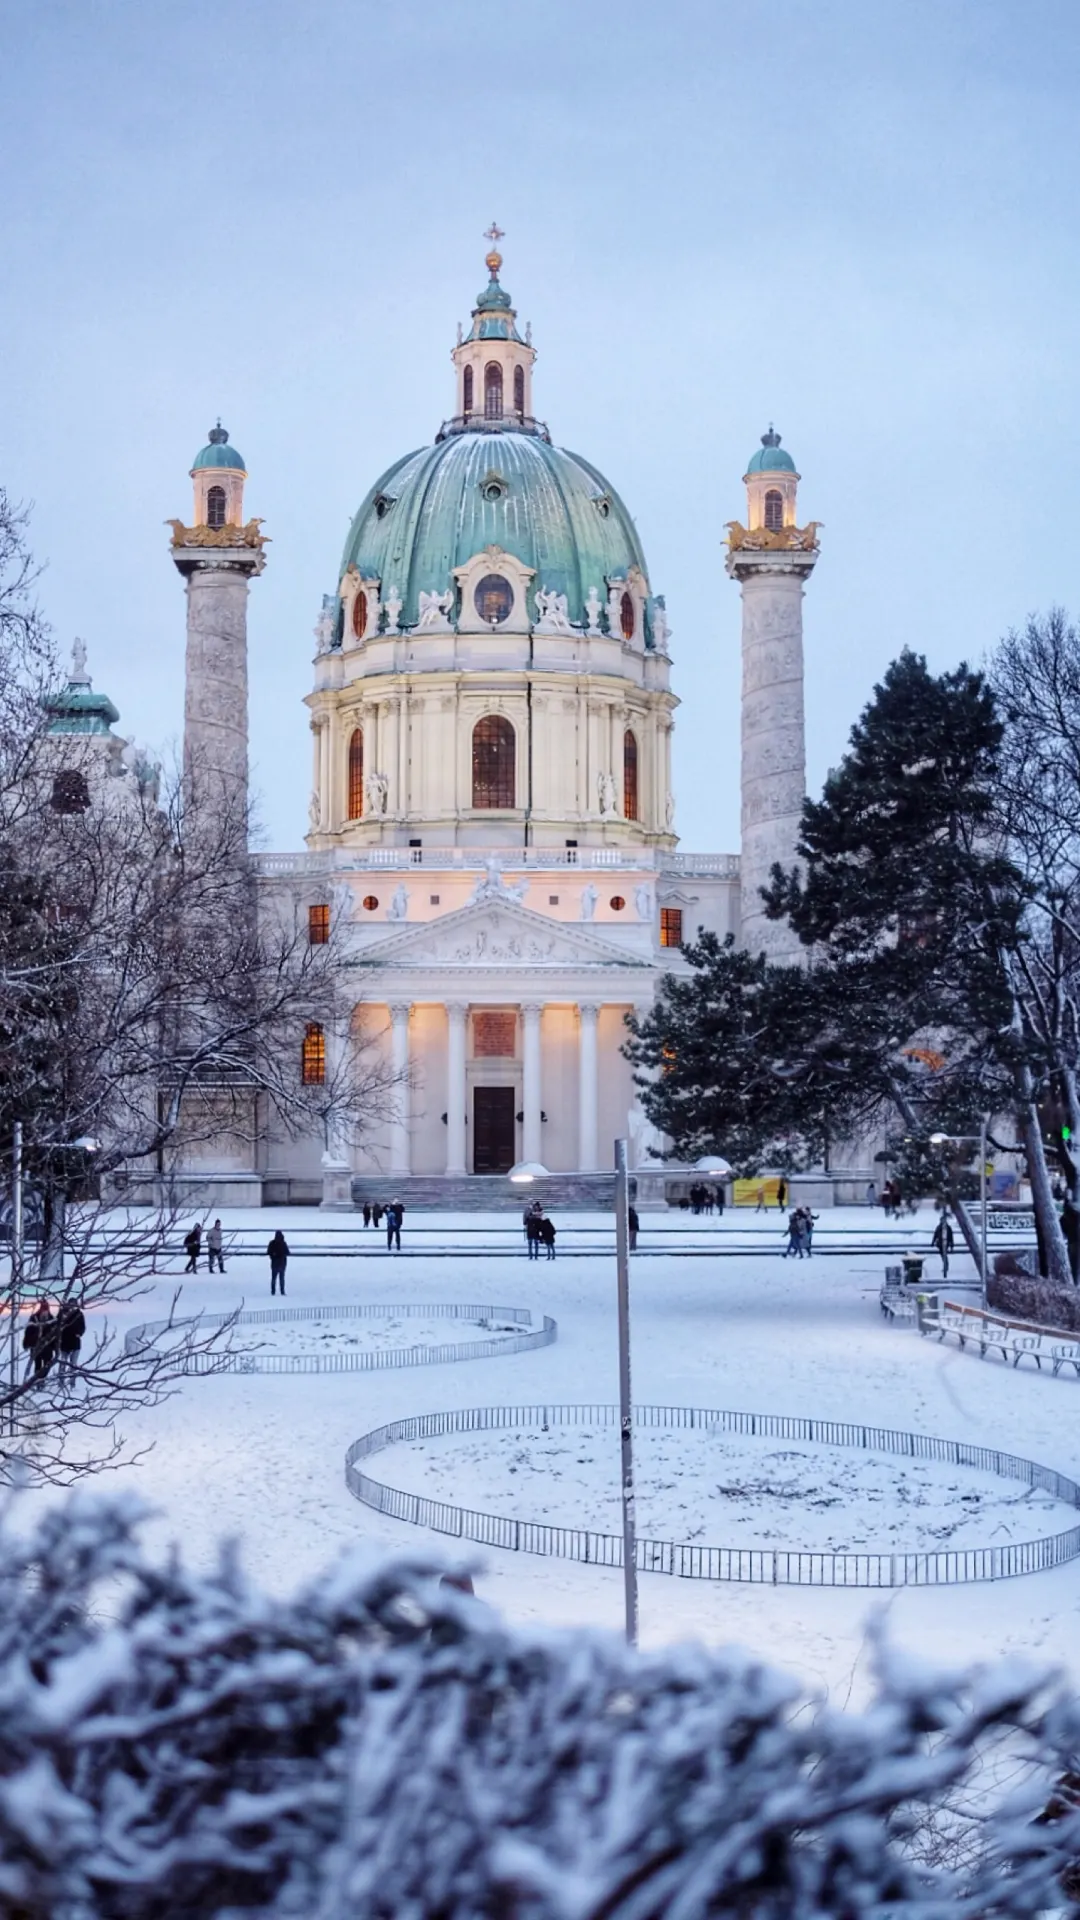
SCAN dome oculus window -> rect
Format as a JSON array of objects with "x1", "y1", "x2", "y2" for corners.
[
  {"x1": 764, "y1": 489, "x2": 784, "y2": 532},
  {"x1": 481, "y1": 470, "x2": 507, "y2": 502},
  {"x1": 374, "y1": 492, "x2": 394, "y2": 520},
  {"x1": 472, "y1": 714, "x2": 516, "y2": 809},
  {"x1": 352, "y1": 590, "x2": 368, "y2": 640},
  {"x1": 474, "y1": 574, "x2": 513, "y2": 625},
  {"x1": 593, "y1": 493, "x2": 611, "y2": 519},
  {"x1": 206, "y1": 484, "x2": 227, "y2": 530},
  {"x1": 620, "y1": 591, "x2": 636, "y2": 641}
]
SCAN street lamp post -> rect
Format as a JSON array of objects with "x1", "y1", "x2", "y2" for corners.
[{"x1": 508, "y1": 1143, "x2": 639, "y2": 1646}]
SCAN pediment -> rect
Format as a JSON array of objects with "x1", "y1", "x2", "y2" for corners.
[{"x1": 357, "y1": 898, "x2": 649, "y2": 971}]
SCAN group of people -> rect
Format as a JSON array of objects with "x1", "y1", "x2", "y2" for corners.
[
  {"x1": 522, "y1": 1201, "x2": 557, "y2": 1260},
  {"x1": 182, "y1": 1219, "x2": 227, "y2": 1273},
  {"x1": 22, "y1": 1296, "x2": 86, "y2": 1385},
  {"x1": 874, "y1": 1180, "x2": 911, "y2": 1218},
  {"x1": 687, "y1": 1183, "x2": 725, "y2": 1215},
  {"x1": 782, "y1": 1206, "x2": 819, "y2": 1258},
  {"x1": 360, "y1": 1200, "x2": 405, "y2": 1250}
]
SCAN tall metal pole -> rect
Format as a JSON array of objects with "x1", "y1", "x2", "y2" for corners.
[
  {"x1": 979, "y1": 1112, "x2": 989, "y2": 1309},
  {"x1": 613, "y1": 1137, "x2": 638, "y2": 1646},
  {"x1": 8, "y1": 1121, "x2": 23, "y2": 1439}
]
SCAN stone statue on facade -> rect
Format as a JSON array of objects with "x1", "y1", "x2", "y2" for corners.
[
  {"x1": 665, "y1": 792, "x2": 676, "y2": 830},
  {"x1": 651, "y1": 596, "x2": 670, "y2": 652},
  {"x1": 606, "y1": 585, "x2": 624, "y2": 637},
  {"x1": 581, "y1": 883, "x2": 599, "y2": 922},
  {"x1": 71, "y1": 637, "x2": 88, "y2": 681},
  {"x1": 598, "y1": 770, "x2": 618, "y2": 817},
  {"x1": 468, "y1": 856, "x2": 528, "y2": 906},
  {"x1": 308, "y1": 789, "x2": 321, "y2": 829},
  {"x1": 416, "y1": 588, "x2": 454, "y2": 631},
  {"x1": 313, "y1": 601, "x2": 335, "y2": 653},
  {"x1": 364, "y1": 769, "x2": 389, "y2": 816},
  {"x1": 384, "y1": 587, "x2": 403, "y2": 635},
  {"x1": 533, "y1": 587, "x2": 573, "y2": 633},
  {"x1": 584, "y1": 586, "x2": 603, "y2": 636},
  {"x1": 634, "y1": 883, "x2": 652, "y2": 921},
  {"x1": 387, "y1": 884, "x2": 409, "y2": 921}
]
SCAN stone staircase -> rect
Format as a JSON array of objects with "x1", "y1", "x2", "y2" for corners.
[{"x1": 348, "y1": 1173, "x2": 617, "y2": 1213}]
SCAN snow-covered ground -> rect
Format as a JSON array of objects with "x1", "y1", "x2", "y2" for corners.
[
  {"x1": 17, "y1": 1203, "x2": 1080, "y2": 1705},
  {"x1": 241, "y1": 1310, "x2": 529, "y2": 1358}
]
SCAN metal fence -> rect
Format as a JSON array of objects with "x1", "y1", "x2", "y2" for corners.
[
  {"x1": 344, "y1": 1401, "x2": 1080, "y2": 1588},
  {"x1": 125, "y1": 1302, "x2": 556, "y2": 1375}
]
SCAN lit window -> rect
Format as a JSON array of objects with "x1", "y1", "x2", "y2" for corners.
[
  {"x1": 610, "y1": 895, "x2": 626, "y2": 911},
  {"x1": 463, "y1": 365, "x2": 474, "y2": 413},
  {"x1": 362, "y1": 895, "x2": 379, "y2": 911},
  {"x1": 620, "y1": 591, "x2": 635, "y2": 641},
  {"x1": 308, "y1": 903, "x2": 330, "y2": 945},
  {"x1": 474, "y1": 574, "x2": 512, "y2": 624},
  {"x1": 764, "y1": 489, "x2": 783, "y2": 532},
  {"x1": 660, "y1": 907, "x2": 683, "y2": 948},
  {"x1": 472, "y1": 715, "x2": 516, "y2": 809},
  {"x1": 623, "y1": 730, "x2": 639, "y2": 822},
  {"x1": 51, "y1": 770, "x2": 89, "y2": 814},
  {"x1": 513, "y1": 365, "x2": 525, "y2": 416},
  {"x1": 206, "y1": 485, "x2": 227, "y2": 529},
  {"x1": 352, "y1": 591, "x2": 367, "y2": 640},
  {"x1": 347, "y1": 729, "x2": 364, "y2": 819},
  {"x1": 301, "y1": 1022, "x2": 326, "y2": 1085},
  {"x1": 484, "y1": 361, "x2": 503, "y2": 419}
]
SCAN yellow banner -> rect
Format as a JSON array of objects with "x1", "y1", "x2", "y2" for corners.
[{"x1": 733, "y1": 1177, "x2": 783, "y2": 1207}]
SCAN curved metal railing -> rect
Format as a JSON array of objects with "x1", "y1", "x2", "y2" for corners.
[{"x1": 125, "y1": 1302, "x2": 556, "y2": 1375}]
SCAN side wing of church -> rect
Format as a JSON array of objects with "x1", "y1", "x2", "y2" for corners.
[{"x1": 167, "y1": 239, "x2": 821, "y2": 1207}]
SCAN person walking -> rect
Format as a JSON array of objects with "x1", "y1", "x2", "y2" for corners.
[
  {"x1": 386, "y1": 1199, "x2": 403, "y2": 1252},
  {"x1": 183, "y1": 1223, "x2": 202, "y2": 1273},
  {"x1": 207, "y1": 1219, "x2": 226, "y2": 1274},
  {"x1": 24, "y1": 1300, "x2": 57, "y2": 1381},
  {"x1": 776, "y1": 1177, "x2": 787, "y2": 1211},
  {"x1": 525, "y1": 1209, "x2": 542, "y2": 1261},
  {"x1": 802, "y1": 1207, "x2": 819, "y2": 1254},
  {"x1": 782, "y1": 1210, "x2": 805, "y2": 1259},
  {"x1": 628, "y1": 1202, "x2": 639, "y2": 1251},
  {"x1": 540, "y1": 1213, "x2": 556, "y2": 1261},
  {"x1": 267, "y1": 1230, "x2": 289, "y2": 1296},
  {"x1": 755, "y1": 1183, "x2": 767, "y2": 1213},
  {"x1": 362, "y1": 1202, "x2": 372, "y2": 1228},
  {"x1": 372, "y1": 1202, "x2": 384, "y2": 1230},
  {"x1": 57, "y1": 1298, "x2": 86, "y2": 1386},
  {"x1": 866, "y1": 1180, "x2": 877, "y2": 1208},
  {"x1": 931, "y1": 1211, "x2": 954, "y2": 1279}
]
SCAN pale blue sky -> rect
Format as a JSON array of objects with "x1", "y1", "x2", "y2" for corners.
[{"x1": 3, "y1": 0, "x2": 1079, "y2": 851}]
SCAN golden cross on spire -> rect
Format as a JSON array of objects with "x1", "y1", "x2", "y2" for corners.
[
  {"x1": 484, "y1": 222, "x2": 505, "y2": 248},
  {"x1": 483, "y1": 221, "x2": 505, "y2": 276}
]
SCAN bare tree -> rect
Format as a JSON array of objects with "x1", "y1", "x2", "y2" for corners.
[{"x1": 0, "y1": 495, "x2": 402, "y2": 1482}]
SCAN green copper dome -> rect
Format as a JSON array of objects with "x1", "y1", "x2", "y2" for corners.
[
  {"x1": 746, "y1": 426, "x2": 796, "y2": 475},
  {"x1": 339, "y1": 430, "x2": 651, "y2": 635},
  {"x1": 192, "y1": 423, "x2": 246, "y2": 472}
]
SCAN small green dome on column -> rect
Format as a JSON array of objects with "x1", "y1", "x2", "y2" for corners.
[
  {"x1": 192, "y1": 422, "x2": 246, "y2": 472},
  {"x1": 745, "y1": 426, "x2": 796, "y2": 474}
]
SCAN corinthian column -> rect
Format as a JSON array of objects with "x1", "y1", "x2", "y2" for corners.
[
  {"x1": 389, "y1": 1002, "x2": 411, "y2": 1175},
  {"x1": 445, "y1": 1003, "x2": 468, "y2": 1175},
  {"x1": 521, "y1": 1003, "x2": 543, "y2": 1164},
  {"x1": 577, "y1": 1003, "x2": 600, "y2": 1171}
]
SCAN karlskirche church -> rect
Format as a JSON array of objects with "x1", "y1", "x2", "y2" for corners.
[{"x1": 86, "y1": 235, "x2": 831, "y2": 1207}]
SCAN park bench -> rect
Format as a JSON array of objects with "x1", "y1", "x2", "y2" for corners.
[
  {"x1": 919, "y1": 1298, "x2": 1080, "y2": 1377},
  {"x1": 880, "y1": 1263, "x2": 920, "y2": 1323}
]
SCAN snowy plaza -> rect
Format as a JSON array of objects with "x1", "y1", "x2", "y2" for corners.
[{"x1": 57, "y1": 1202, "x2": 1080, "y2": 1701}]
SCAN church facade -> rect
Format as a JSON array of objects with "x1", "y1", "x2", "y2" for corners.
[{"x1": 168, "y1": 239, "x2": 824, "y2": 1206}]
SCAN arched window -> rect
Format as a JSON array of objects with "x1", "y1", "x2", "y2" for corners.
[
  {"x1": 484, "y1": 361, "x2": 503, "y2": 419},
  {"x1": 352, "y1": 590, "x2": 367, "y2": 640},
  {"x1": 513, "y1": 365, "x2": 525, "y2": 417},
  {"x1": 301, "y1": 1022, "x2": 326, "y2": 1085},
  {"x1": 472, "y1": 714, "x2": 515, "y2": 809},
  {"x1": 623, "y1": 730, "x2": 639, "y2": 821},
  {"x1": 347, "y1": 728, "x2": 364, "y2": 819},
  {"x1": 764, "y1": 489, "x2": 784, "y2": 532},
  {"x1": 620, "y1": 591, "x2": 636, "y2": 641},
  {"x1": 206, "y1": 484, "x2": 227, "y2": 529},
  {"x1": 463, "y1": 365, "x2": 474, "y2": 414},
  {"x1": 474, "y1": 573, "x2": 513, "y2": 625}
]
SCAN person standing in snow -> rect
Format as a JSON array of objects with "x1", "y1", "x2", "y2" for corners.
[
  {"x1": 386, "y1": 1200, "x2": 403, "y2": 1252},
  {"x1": 931, "y1": 1212, "x2": 954, "y2": 1279},
  {"x1": 782, "y1": 1210, "x2": 805, "y2": 1259},
  {"x1": 57, "y1": 1298, "x2": 86, "y2": 1385},
  {"x1": 372, "y1": 1202, "x2": 384, "y2": 1229},
  {"x1": 207, "y1": 1219, "x2": 226, "y2": 1274},
  {"x1": 540, "y1": 1214, "x2": 556, "y2": 1260},
  {"x1": 628, "y1": 1203, "x2": 639, "y2": 1251},
  {"x1": 183, "y1": 1223, "x2": 202, "y2": 1273},
  {"x1": 802, "y1": 1207, "x2": 819, "y2": 1254},
  {"x1": 267, "y1": 1230, "x2": 289, "y2": 1295},
  {"x1": 776, "y1": 1177, "x2": 787, "y2": 1211},
  {"x1": 525, "y1": 1209, "x2": 542, "y2": 1261},
  {"x1": 362, "y1": 1202, "x2": 372, "y2": 1228}
]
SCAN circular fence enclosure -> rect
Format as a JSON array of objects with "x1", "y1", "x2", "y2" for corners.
[
  {"x1": 125, "y1": 1303, "x2": 556, "y2": 1376},
  {"x1": 345, "y1": 1402, "x2": 1080, "y2": 1588}
]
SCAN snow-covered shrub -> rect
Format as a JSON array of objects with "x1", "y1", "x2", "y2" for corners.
[
  {"x1": 990, "y1": 1262, "x2": 1080, "y2": 1332},
  {"x1": 0, "y1": 1495, "x2": 1078, "y2": 1919}
]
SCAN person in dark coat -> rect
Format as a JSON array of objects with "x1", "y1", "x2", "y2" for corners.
[
  {"x1": 267, "y1": 1230, "x2": 289, "y2": 1295},
  {"x1": 539, "y1": 1214, "x2": 556, "y2": 1260},
  {"x1": 931, "y1": 1211, "x2": 955, "y2": 1279},
  {"x1": 386, "y1": 1200, "x2": 403, "y2": 1252},
  {"x1": 57, "y1": 1299, "x2": 86, "y2": 1385},
  {"x1": 362, "y1": 1202, "x2": 372, "y2": 1228},
  {"x1": 782, "y1": 1210, "x2": 806, "y2": 1259},
  {"x1": 628, "y1": 1203, "x2": 639, "y2": 1252},
  {"x1": 776, "y1": 1178, "x2": 787, "y2": 1210},
  {"x1": 23, "y1": 1300, "x2": 57, "y2": 1381},
  {"x1": 372, "y1": 1202, "x2": 384, "y2": 1229},
  {"x1": 525, "y1": 1209, "x2": 542, "y2": 1261},
  {"x1": 183, "y1": 1223, "x2": 202, "y2": 1273}
]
